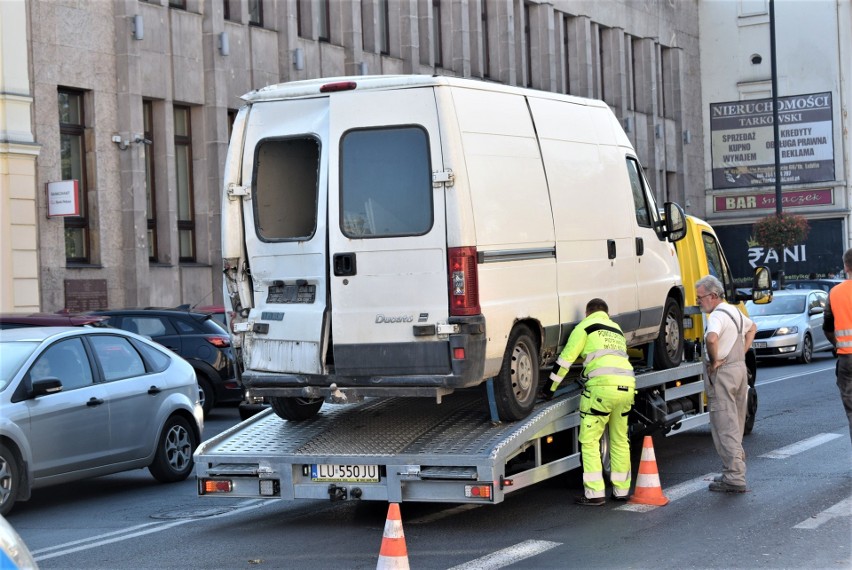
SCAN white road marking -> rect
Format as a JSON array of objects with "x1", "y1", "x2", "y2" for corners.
[
  {"x1": 755, "y1": 365, "x2": 835, "y2": 387},
  {"x1": 615, "y1": 473, "x2": 717, "y2": 512},
  {"x1": 31, "y1": 499, "x2": 273, "y2": 562},
  {"x1": 759, "y1": 433, "x2": 843, "y2": 459},
  {"x1": 794, "y1": 495, "x2": 852, "y2": 529},
  {"x1": 446, "y1": 539, "x2": 561, "y2": 570}
]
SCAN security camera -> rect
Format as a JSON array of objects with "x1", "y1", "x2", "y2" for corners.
[{"x1": 134, "y1": 135, "x2": 153, "y2": 145}]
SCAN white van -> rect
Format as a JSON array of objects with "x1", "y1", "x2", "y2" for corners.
[{"x1": 222, "y1": 75, "x2": 687, "y2": 422}]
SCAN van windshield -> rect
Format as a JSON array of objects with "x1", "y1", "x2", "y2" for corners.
[{"x1": 340, "y1": 126, "x2": 432, "y2": 238}]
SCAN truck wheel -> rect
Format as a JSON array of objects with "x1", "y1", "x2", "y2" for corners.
[
  {"x1": 653, "y1": 297, "x2": 684, "y2": 370},
  {"x1": 0, "y1": 444, "x2": 21, "y2": 516},
  {"x1": 149, "y1": 416, "x2": 196, "y2": 483},
  {"x1": 744, "y1": 385, "x2": 758, "y2": 436},
  {"x1": 493, "y1": 325, "x2": 539, "y2": 421},
  {"x1": 271, "y1": 397, "x2": 323, "y2": 421}
]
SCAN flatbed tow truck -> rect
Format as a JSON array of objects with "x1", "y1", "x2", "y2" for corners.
[{"x1": 195, "y1": 359, "x2": 707, "y2": 505}]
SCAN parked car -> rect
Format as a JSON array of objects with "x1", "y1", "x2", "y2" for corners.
[
  {"x1": 175, "y1": 304, "x2": 228, "y2": 330},
  {"x1": 746, "y1": 290, "x2": 833, "y2": 364},
  {"x1": 0, "y1": 326, "x2": 203, "y2": 516},
  {"x1": 784, "y1": 278, "x2": 843, "y2": 293},
  {"x1": 90, "y1": 308, "x2": 242, "y2": 416},
  {"x1": 0, "y1": 312, "x2": 108, "y2": 329}
]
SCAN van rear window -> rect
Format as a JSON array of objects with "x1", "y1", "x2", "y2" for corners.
[
  {"x1": 253, "y1": 137, "x2": 320, "y2": 241},
  {"x1": 340, "y1": 127, "x2": 432, "y2": 238}
]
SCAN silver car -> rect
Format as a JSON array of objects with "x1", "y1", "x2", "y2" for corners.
[
  {"x1": 0, "y1": 327, "x2": 204, "y2": 516},
  {"x1": 746, "y1": 290, "x2": 832, "y2": 364}
]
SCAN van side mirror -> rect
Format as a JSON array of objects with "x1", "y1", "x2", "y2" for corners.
[
  {"x1": 751, "y1": 266, "x2": 773, "y2": 305},
  {"x1": 663, "y1": 202, "x2": 686, "y2": 242}
]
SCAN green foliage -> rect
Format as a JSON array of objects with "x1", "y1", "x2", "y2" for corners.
[{"x1": 753, "y1": 212, "x2": 810, "y2": 251}]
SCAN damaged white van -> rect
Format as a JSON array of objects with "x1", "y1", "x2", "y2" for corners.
[{"x1": 221, "y1": 75, "x2": 687, "y2": 422}]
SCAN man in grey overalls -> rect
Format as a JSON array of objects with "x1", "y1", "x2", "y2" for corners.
[{"x1": 695, "y1": 275, "x2": 757, "y2": 493}]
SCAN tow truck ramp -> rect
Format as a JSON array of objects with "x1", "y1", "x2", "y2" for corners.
[{"x1": 195, "y1": 362, "x2": 706, "y2": 505}]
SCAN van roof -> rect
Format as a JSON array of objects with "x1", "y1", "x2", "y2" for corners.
[{"x1": 242, "y1": 74, "x2": 606, "y2": 109}]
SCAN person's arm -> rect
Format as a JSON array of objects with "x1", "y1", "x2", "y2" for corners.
[
  {"x1": 823, "y1": 297, "x2": 837, "y2": 347},
  {"x1": 744, "y1": 322, "x2": 756, "y2": 352},
  {"x1": 705, "y1": 331, "x2": 725, "y2": 371}
]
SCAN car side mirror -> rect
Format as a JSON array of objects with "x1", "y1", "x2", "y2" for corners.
[
  {"x1": 31, "y1": 378, "x2": 63, "y2": 397},
  {"x1": 809, "y1": 306, "x2": 824, "y2": 315}
]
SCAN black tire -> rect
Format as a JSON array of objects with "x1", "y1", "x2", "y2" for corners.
[
  {"x1": 493, "y1": 325, "x2": 539, "y2": 421},
  {"x1": 653, "y1": 296, "x2": 684, "y2": 370},
  {"x1": 798, "y1": 334, "x2": 813, "y2": 364},
  {"x1": 744, "y1": 385, "x2": 758, "y2": 436},
  {"x1": 270, "y1": 396, "x2": 323, "y2": 421},
  {"x1": 196, "y1": 375, "x2": 214, "y2": 417},
  {"x1": 0, "y1": 444, "x2": 21, "y2": 516},
  {"x1": 149, "y1": 416, "x2": 196, "y2": 483}
]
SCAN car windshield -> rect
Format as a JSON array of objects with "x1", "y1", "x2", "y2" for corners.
[
  {"x1": 747, "y1": 296, "x2": 806, "y2": 316},
  {"x1": 0, "y1": 341, "x2": 39, "y2": 389}
]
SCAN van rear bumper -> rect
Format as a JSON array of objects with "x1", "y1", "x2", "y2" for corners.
[{"x1": 242, "y1": 316, "x2": 486, "y2": 398}]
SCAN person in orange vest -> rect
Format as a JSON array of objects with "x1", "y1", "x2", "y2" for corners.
[{"x1": 822, "y1": 248, "x2": 852, "y2": 443}]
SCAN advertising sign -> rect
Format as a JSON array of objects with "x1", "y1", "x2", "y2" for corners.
[
  {"x1": 46, "y1": 180, "x2": 80, "y2": 217},
  {"x1": 713, "y1": 218, "x2": 844, "y2": 287},
  {"x1": 713, "y1": 188, "x2": 833, "y2": 212},
  {"x1": 710, "y1": 92, "x2": 834, "y2": 189}
]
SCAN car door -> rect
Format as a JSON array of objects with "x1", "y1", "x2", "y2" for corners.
[
  {"x1": 25, "y1": 337, "x2": 111, "y2": 478},
  {"x1": 86, "y1": 334, "x2": 163, "y2": 462},
  {"x1": 326, "y1": 87, "x2": 449, "y2": 376},
  {"x1": 810, "y1": 291, "x2": 830, "y2": 349}
]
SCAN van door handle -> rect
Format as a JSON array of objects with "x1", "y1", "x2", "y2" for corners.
[
  {"x1": 607, "y1": 240, "x2": 616, "y2": 260},
  {"x1": 333, "y1": 253, "x2": 357, "y2": 276},
  {"x1": 635, "y1": 237, "x2": 644, "y2": 256}
]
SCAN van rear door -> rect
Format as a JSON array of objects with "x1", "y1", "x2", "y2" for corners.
[
  {"x1": 240, "y1": 98, "x2": 329, "y2": 375},
  {"x1": 327, "y1": 87, "x2": 449, "y2": 376}
]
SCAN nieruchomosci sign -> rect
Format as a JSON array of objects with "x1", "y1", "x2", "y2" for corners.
[{"x1": 710, "y1": 92, "x2": 834, "y2": 189}]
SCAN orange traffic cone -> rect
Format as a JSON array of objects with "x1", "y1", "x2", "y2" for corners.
[
  {"x1": 377, "y1": 503, "x2": 409, "y2": 570},
  {"x1": 628, "y1": 435, "x2": 669, "y2": 506}
]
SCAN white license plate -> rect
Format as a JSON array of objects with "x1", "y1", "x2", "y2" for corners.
[
  {"x1": 753, "y1": 342, "x2": 767, "y2": 349},
  {"x1": 311, "y1": 464, "x2": 380, "y2": 482}
]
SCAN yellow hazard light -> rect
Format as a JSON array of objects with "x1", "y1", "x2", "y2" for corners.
[
  {"x1": 203, "y1": 479, "x2": 233, "y2": 494},
  {"x1": 545, "y1": 435, "x2": 554, "y2": 444},
  {"x1": 464, "y1": 484, "x2": 493, "y2": 500}
]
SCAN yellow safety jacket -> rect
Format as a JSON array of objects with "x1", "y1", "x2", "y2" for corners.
[
  {"x1": 549, "y1": 311, "x2": 635, "y2": 389},
  {"x1": 829, "y1": 280, "x2": 852, "y2": 355}
]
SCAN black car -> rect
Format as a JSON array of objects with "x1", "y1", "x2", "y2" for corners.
[{"x1": 91, "y1": 308, "x2": 242, "y2": 416}]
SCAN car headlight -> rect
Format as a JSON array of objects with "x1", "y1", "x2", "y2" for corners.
[{"x1": 775, "y1": 326, "x2": 798, "y2": 336}]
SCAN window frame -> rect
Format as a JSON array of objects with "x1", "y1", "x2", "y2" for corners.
[
  {"x1": 173, "y1": 105, "x2": 196, "y2": 262},
  {"x1": 58, "y1": 88, "x2": 90, "y2": 264},
  {"x1": 143, "y1": 100, "x2": 158, "y2": 262}
]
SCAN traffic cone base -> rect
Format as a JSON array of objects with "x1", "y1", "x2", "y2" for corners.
[
  {"x1": 377, "y1": 503, "x2": 410, "y2": 570},
  {"x1": 628, "y1": 435, "x2": 670, "y2": 506}
]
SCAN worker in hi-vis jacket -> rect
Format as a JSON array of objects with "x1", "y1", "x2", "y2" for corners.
[{"x1": 542, "y1": 298, "x2": 636, "y2": 505}]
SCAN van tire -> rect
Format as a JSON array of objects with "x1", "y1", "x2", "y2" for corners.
[
  {"x1": 493, "y1": 325, "x2": 539, "y2": 421},
  {"x1": 271, "y1": 396, "x2": 324, "y2": 421},
  {"x1": 653, "y1": 297, "x2": 684, "y2": 370}
]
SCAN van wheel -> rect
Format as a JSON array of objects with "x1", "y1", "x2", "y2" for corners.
[
  {"x1": 653, "y1": 297, "x2": 684, "y2": 370},
  {"x1": 271, "y1": 397, "x2": 323, "y2": 421},
  {"x1": 493, "y1": 325, "x2": 539, "y2": 421},
  {"x1": 0, "y1": 444, "x2": 21, "y2": 516}
]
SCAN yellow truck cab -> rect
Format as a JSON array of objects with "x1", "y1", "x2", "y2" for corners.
[{"x1": 675, "y1": 215, "x2": 771, "y2": 433}]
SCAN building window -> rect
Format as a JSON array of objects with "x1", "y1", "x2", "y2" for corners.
[
  {"x1": 318, "y1": 0, "x2": 330, "y2": 42},
  {"x1": 248, "y1": 0, "x2": 263, "y2": 27},
  {"x1": 562, "y1": 15, "x2": 571, "y2": 94},
  {"x1": 174, "y1": 106, "x2": 195, "y2": 262},
  {"x1": 58, "y1": 89, "x2": 89, "y2": 263},
  {"x1": 379, "y1": 0, "x2": 389, "y2": 54},
  {"x1": 169, "y1": 0, "x2": 186, "y2": 9},
  {"x1": 433, "y1": 0, "x2": 443, "y2": 67},
  {"x1": 481, "y1": 0, "x2": 490, "y2": 78},
  {"x1": 143, "y1": 101, "x2": 158, "y2": 262},
  {"x1": 523, "y1": 2, "x2": 531, "y2": 87}
]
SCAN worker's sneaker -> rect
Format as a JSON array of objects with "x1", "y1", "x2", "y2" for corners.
[
  {"x1": 610, "y1": 493, "x2": 629, "y2": 501},
  {"x1": 708, "y1": 481, "x2": 747, "y2": 493},
  {"x1": 575, "y1": 496, "x2": 605, "y2": 506}
]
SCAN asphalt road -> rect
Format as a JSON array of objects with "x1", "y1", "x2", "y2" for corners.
[{"x1": 8, "y1": 352, "x2": 851, "y2": 570}]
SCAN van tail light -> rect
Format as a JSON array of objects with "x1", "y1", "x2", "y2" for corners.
[
  {"x1": 205, "y1": 336, "x2": 231, "y2": 348},
  {"x1": 320, "y1": 81, "x2": 357, "y2": 93},
  {"x1": 448, "y1": 246, "x2": 480, "y2": 316}
]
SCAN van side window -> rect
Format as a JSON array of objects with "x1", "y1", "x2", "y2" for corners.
[
  {"x1": 253, "y1": 137, "x2": 320, "y2": 241},
  {"x1": 340, "y1": 126, "x2": 432, "y2": 238},
  {"x1": 625, "y1": 158, "x2": 652, "y2": 229}
]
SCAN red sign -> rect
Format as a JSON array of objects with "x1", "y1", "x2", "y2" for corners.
[
  {"x1": 46, "y1": 180, "x2": 80, "y2": 217},
  {"x1": 714, "y1": 188, "x2": 833, "y2": 212}
]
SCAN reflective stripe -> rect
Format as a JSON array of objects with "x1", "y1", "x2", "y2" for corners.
[
  {"x1": 584, "y1": 349, "x2": 629, "y2": 362},
  {"x1": 549, "y1": 372, "x2": 562, "y2": 383},
  {"x1": 610, "y1": 471, "x2": 630, "y2": 483},
  {"x1": 836, "y1": 329, "x2": 852, "y2": 337},
  {"x1": 837, "y1": 340, "x2": 852, "y2": 348},
  {"x1": 583, "y1": 471, "x2": 604, "y2": 483},
  {"x1": 556, "y1": 356, "x2": 573, "y2": 369},
  {"x1": 587, "y1": 366, "x2": 635, "y2": 378}
]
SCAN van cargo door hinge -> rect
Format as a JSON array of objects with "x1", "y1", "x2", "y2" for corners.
[
  {"x1": 432, "y1": 169, "x2": 454, "y2": 188},
  {"x1": 228, "y1": 183, "x2": 250, "y2": 199}
]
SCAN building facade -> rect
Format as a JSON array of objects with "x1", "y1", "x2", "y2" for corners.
[
  {"x1": 6, "y1": 0, "x2": 703, "y2": 312},
  {"x1": 699, "y1": 0, "x2": 851, "y2": 283}
]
